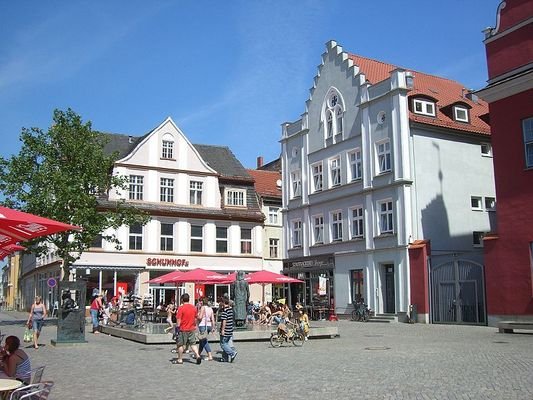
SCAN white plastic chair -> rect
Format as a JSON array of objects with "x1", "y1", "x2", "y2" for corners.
[{"x1": 8, "y1": 381, "x2": 53, "y2": 400}]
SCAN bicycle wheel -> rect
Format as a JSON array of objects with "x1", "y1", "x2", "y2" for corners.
[
  {"x1": 291, "y1": 332, "x2": 305, "y2": 347},
  {"x1": 351, "y1": 309, "x2": 361, "y2": 321},
  {"x1": 362, "y1": 311, "x2": 369, "y2": 322},
  {"x1": 270, "y1": 334, "x2": 283, "y2": 348}
]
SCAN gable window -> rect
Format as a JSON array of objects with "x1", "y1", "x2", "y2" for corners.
[
  {"x1": 160, "y1": 223, "x2": 174, "y2": 252},
  {"x1": 91, "y1": 234, "x2": 103, "y2": 248},
  {"x1": 268, "y1": 207, "x2": 279, "y2": 224},
  {"x1": 190, "y1": 225, "x2": 203, "y2": 252},
  {"x1": 323, "y1": 89, "x2": 345, "y2": 143},
  {"x1": 471, "y1": 196, "x2": 482, "y2": 210},
  {"x1": 331, "y1": 211, "x2": 343, "y2": 241},
  {"x1": 378, "y1": 200, "x2": 394, "y2": 234},
  {"x1": 241, "y1": 228, "x2": 252, "y2": 254},
  {"x1": 129, "y1": 175, "x2": 144, "y2": 200},
  {"x1": 313, "y1": 215, "x2": 324, "y2": 245},
  {"x1": 330, "y1": 157, "x2": 341, "y2": 187},
  {"x1": 226, "y1": 189, "x2": 246, "y2": 206},
  {"x1": 326, "y1": 111, "x2": 334, "y2": 138},
  {"x1": 523, "y1": 117, "x2": 533, "y2": 168},
  {"x1": 269, "y1": 238, "x2": 279, "y2": 258},
  {"x1": 129, "y1": 223, "x2": 143, "y2": 250},
  {"x1": 350, "y1": 207, "x2": 364, "y2": 239},
  {"x1": 413, "y1": 99, "x2": 435, "y2": 117},
  {"x1": 481, "y1": 143, "x2": 492, "y2": 157},
  {"x1": 216, "y1": 226, "x2": 228, "y2": 253},
  {"x1": 348, "y1": 149, "x2": 362, "y2": 181},
  {"x1": 473, "y1": 231, "x2": 486, "y2": 247},
  {"x1": 454, "y1": 106, "x2": 469, "y2": 122},
  {"x1": 312, "y1": 163, "x2": 323, "y2": 192},
  {"x1": 292, "y1": 220, "x2": 302, "y2": 248},
  {"x1": 190, "y1": 181, "x2": 203, "y2": 205},
  {"x1": 485, "y1": 197, "x2": 496, "y2": 211},
  {"x1": 336, "y1": 108, "x2": 344, "y2": 135},
  {"x1": 291, "y1": 170, "x2": 302, "y2": 198},
  {"x1": 160, "y1": 178, "x2": 174, "y2": 203},
  {"x1": 162, "y1": 140, "x2": 174, "y2": 159},
  {"x1": 377, "y1": 140, "x2": 391, "y2": 173}
]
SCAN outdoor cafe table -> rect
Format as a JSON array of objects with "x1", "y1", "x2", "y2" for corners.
[{"x1": 0, "y1": 378, "x2": 22, "y2": 392}]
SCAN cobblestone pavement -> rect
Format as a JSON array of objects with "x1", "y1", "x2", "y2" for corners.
[{"x1": 1, "y1": 312, "x2": 532, "y2": 400}]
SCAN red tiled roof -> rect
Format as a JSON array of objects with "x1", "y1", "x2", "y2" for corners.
[
  {"x1": 247, "y1": 169, "x2": 282, "y2": 198},
  {"x1": 348, "y1": 54, "x2": 491, "y2": 136}
]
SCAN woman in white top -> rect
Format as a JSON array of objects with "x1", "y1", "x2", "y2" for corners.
[{"x1": 197, "y1": 298, "x2": 216, "y2": 361}]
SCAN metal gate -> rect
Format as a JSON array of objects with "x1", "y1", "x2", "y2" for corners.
[{"x1": 430, "y1": 259, "x2": 486, "y2": 325}]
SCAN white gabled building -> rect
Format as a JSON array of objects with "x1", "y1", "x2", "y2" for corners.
[
  {"x1": 281, "y1": 41, "x2": 494, "y2": 324},
  {"x1": 72, "y1": 117, "x2": 265, "y2": 306}
]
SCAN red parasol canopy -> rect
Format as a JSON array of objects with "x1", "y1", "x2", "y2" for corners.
[
  {"x1": 144, "y1": 270, "x2": 184, "y2": 284},
  {"x1": 0, "y1": 244, "x2": 26, "y2": 261},
  {"x1": 168, "y1": 268, "x2": 229, "y2": 284},
  {"x1": 0, "y1": 206, "x2": 81, "y2": 247},
  {"x1": 246, "y1": 270, "x2": 304, "y2": 284}
]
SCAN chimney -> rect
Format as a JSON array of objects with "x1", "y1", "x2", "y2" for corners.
[{"x1": 257, "y1": 156, "x2": 264, "y2": 168}]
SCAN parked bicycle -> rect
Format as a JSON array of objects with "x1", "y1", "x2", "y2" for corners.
[
  {"x1": 270, "y1": 320, "x2": 305, "y2": 348},
  {"x1": 351, "y1": 299, "x2": 370, "y2": 322}
]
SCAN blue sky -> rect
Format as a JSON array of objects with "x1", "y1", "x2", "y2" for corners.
[{"x1": 0, "y1": 0, "x2": 500, "y2": 169}]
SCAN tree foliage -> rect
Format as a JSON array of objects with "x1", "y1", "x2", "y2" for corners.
[{"x1": 0, "y1": 108, "x2": 149, "y2": 280}]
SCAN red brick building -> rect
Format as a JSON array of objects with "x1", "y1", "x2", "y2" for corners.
[{"x1": 477, "y1": 0, "x2": 533, "y2": 324}]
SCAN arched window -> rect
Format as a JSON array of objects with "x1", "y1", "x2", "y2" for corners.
[{"x1": 322, "y1": 88, "x2": 344, "y2": 143}]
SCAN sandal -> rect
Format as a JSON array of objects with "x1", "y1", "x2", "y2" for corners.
[{"x1": 172, "y1": 359, "x2": 183, "y2": 365}]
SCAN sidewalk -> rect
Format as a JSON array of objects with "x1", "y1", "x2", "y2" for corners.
[{"x1": 0, "y1": 309, "x2": 57, "y2": 325}]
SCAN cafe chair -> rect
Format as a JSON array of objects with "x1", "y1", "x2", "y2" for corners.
[
  {"x1": 29, "y1": 366, "x2": 45, "y2": 384},
  {"x1": 8, "y1": 381, "x2": 54, "y2": 400}
]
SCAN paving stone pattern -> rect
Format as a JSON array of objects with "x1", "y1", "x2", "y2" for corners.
[{"x1": 0, "y1": 311, "x2": 532, "y2": 400}]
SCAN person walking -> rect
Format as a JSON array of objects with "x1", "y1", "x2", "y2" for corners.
[
  {"x1": 90, "y1": 293, "x2": 103, "y2": 334},
  {"x1": 197, "y1": 298, "x2": 216, "y2": 361},
  {"x1": 219, "y1": 297, "x2": 237, "y2": 363},
  {"x1": 174, "y1": 293, "x2": 201, "y2": 365},
  {"x1": 26, "y1": 296, "x2": 47, "y2": 349}
]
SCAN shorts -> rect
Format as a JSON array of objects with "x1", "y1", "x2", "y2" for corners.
[
  {"x1": 176, "y1": 331, "x2": 197, "y2": 348},
  {"x1": 32, "y1": 319, "x2": 44, "y2": 333}
]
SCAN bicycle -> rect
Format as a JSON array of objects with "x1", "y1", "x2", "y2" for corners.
[
  {"x1": 270, "y1": 320, "x2": 305, "y2": 348},
  {"x1": 351, "y1": 300, "x2": 370, "y2": 322}
]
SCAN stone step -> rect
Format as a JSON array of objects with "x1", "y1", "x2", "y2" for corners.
[{"x1": 369, "y1": 314, "x2": 398, "y2": 323}]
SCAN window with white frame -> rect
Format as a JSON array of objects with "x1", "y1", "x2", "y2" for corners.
[
  {"x1": 330, "y1": 157, "x2": 341, "y2": 187},
  {"x1": 189, "y1": 181, "x2": 203, "y2": 205},
  {"x1": 377, "y1": 140, "x2": 391, "y2": 173},
  {"x1": 241, "y1": 228, "x2": 252, "y2": 254},
  {"x1": 378, "y1": 200, "x2": 394, "y2": 234},
  {"x1": 216, "y1": 226, "x2": 228, "y2": 253},
  {"x1": 324, "y1": 89, "x2": 344, "y2": 141},
  {"x1": 523, "y1": 117, "x2": 533, "y2": 168},
  {"x1": 336, "y1": 108, "x2": 343, "y2": 135},
  {"x1": 129, "y1": 175, "x2": 144, "y2": 200},
  {"x1": 313, "y1": 215, "x2": 324, "y2": 244},
  {"x1": 454, "y1": 106, "x2": 469, "y2": 122},
  {"x1": 292, "y1": 220, "x2": 302, "y2": 248},
  {"x1": 331, "y1": 211, "x2": 343, "y2": 241},
  {"x1": 160, "y1": 223, "x2": 173, "y2": 252},
  {"x1": 484, "y1": 197, "x2": 496, "y2": 211},
  {"x1": 129, "y1": 223, "x2": 143, "y2": 250},
  {"x1": 312, "y1": 163, "x2": 323, "y2": 192},
  {"x1": 190, "y1": 225, "x2": 203, "y2": 252},
  {"x1": 91, "y1": 234, "x2": 103, "y2": 248},
  {"x1": 291, "y1": 170, "x2": 302, "y2": 198},
  {"x1": 350, "y1": 207, "x2": 364, "y2": 239},
  {"x1": 269, "y1": 238, "x2": 279, "y2": 258},
  {"x1": 225, "y1": 189, "x2": 246, "y2": 206},
  {"x1": 481, "y1": 143, "x2": 492, "y2": 156},
  {"x1": 160, "y1": 178, "x2": 174, "y2": 202},
  {"x1": 326, "y1": 111, "x2": 334, "y2": 138},
  {"x1": 471, "y1": 196, "x2": 482, "y2": 210},
  {"x1": 268, "y1": 207, "x2": 279, "y2": 224},
  {"x1": 161, "y1": 139, "x2": 174, "y2": 159},
  {"x1": 413, "y1": 98, "x2": 436, "y2": 116},
  {"x1": 348, "y1": 149, "x2": 362, "y2": 181},
  {"x1": 473, "y1": 231, "x2": 486, "y2": 247}
]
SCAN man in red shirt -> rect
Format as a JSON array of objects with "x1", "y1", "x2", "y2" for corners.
[{"x1": 174, "y1": 293, "x2": 201, "y2": 365}]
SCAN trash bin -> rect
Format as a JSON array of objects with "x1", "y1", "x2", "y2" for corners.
[{"x1": 408, "y1": 304, "x2": 417, "y2": 323}]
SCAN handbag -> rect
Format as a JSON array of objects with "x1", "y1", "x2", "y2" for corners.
[{"x1": 23, "y1": 327, "x2": 32, "y2": 343}]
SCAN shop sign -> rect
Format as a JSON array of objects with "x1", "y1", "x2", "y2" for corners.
[{"x1": 146, "y1": 258, "x2": 189, "y2": 267}]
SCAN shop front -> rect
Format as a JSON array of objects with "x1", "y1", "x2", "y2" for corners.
[{"x1": 283, "y1": 254, "x2": 335, "y2": 320}]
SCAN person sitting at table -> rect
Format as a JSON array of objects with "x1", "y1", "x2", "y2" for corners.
[{"x1": 0, "y1": 336, "x2": 31, "y2": 384}]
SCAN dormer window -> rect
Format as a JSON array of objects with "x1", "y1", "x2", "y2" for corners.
[
  {"x1": 413, "y1": 99, "x2": 435, "y2": 117},
  {"x1": 454, "y1": 106, "x2": 469, "y2": 122},
  {"x1": 225, "y1": 188, "x2": 246, "y2": 207}
]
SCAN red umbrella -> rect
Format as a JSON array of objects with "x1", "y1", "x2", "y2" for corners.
[
  {"x1": 246, "y1": 270, "x2": 304, "y2": 284},
  {"x1": 144, "y1": 270, "x2": 184, "y2": 284},
  {"x1": 169, "y1": 268, "x2": 228, "y2": 284},
  {"x1": 0, "y1": 206, "x2": 80, "y2": 247},
  {"x1": 0, "y1": 244, "x2": 25, "y2": 260}
]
